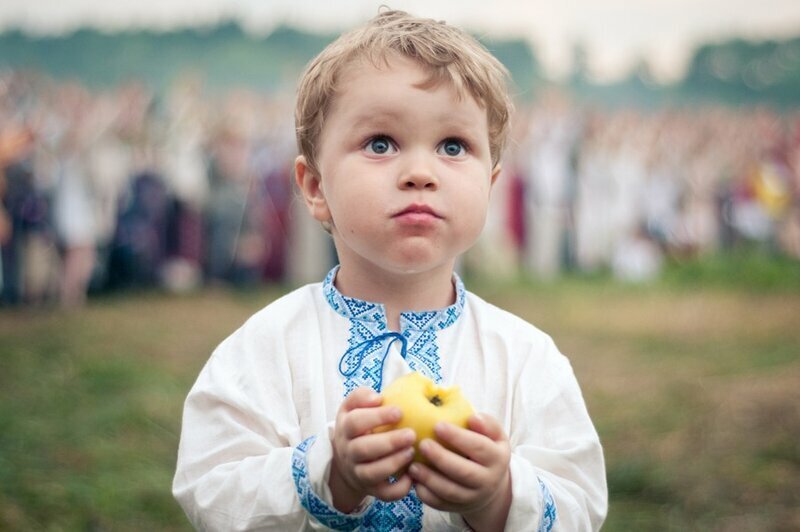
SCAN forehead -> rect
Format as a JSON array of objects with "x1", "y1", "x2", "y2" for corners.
[{"x1": 327, "y1": 55, "x2": 486, "y2": 128}]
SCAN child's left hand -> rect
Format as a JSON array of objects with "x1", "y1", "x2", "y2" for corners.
[{"x1": 408, "y1": 413, "x2": 512, "y2": 529}]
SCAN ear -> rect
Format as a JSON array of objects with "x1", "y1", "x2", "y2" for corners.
[
  {"x1": 295, "y1": 155, "x2": 332, "y2": 225},
  {"x1": 490, "y1": 163, "x2": 502, "y2": 188}
]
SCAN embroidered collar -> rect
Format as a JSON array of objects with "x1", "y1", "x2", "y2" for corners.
[{"x1": 322, "y1": 265, "x2": 465, "y2": 332}]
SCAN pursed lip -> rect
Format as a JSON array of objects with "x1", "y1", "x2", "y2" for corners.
[{"x1": 392, "y1": 203, "x2": 443, "y2": 219}]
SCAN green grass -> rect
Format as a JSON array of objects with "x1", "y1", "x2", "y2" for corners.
[
  {"x1": 660, "y1": 248, "x2": 800, "y2": 292},
  {"x1": 1, "y1": 275, "x2": 799, "y2": 530}
]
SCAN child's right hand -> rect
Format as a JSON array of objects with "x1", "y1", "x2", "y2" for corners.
[{"x1": 329, "y1": 387, "x2": 416, "y2": 512}]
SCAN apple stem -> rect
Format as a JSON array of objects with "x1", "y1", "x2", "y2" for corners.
[{"x1": 429, "y1": 395, "x2": 443, "y2": 406}]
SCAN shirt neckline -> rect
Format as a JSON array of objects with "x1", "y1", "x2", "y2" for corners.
[{"x1": 322, "y1": 265, "x2": 465, "y2": 332}]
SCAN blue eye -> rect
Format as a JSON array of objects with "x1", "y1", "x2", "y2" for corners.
[
  {"x1": 365, "y1": 136, "x2": 394, "y2": 155},
  {"x1": 439, "y1": 139, "x2": 466, "y2": 157}
]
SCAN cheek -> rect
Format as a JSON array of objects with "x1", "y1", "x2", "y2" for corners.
[
  {"x1": 452, "y1": 189, "x2": 490, "y2": 235},
  {"x1": 327, "y1": 191, "x2": 380, "y2": 234},
  {"x1": 457, "y1": 179, "x2": 492, "y2": 210}
]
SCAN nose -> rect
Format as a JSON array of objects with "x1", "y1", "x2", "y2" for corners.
[{"x1": 398, "y1": 152, "x2": 439, "y2": 190}]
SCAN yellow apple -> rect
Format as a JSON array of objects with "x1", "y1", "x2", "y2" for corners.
[{"x1": 377, "y1": 372, "x2": 474, "y2": 464}]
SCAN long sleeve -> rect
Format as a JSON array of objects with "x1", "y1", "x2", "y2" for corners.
[
  {"x1": 173, "y1": 325, "x2": 309, "y2": 530},
  {"x1": 172, "y1": 289, "x2": 371, "y2": 530},
  {"x1": 504, "y1": 336, "x2": 607, "y2": 531}
]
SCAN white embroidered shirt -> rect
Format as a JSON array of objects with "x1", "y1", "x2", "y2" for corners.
[{"x1": 173, "y1": 267, "x2": 607, "y2": 531}]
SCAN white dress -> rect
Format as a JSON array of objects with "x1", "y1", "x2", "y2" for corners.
[
  {"x1": 173, "y1": 267, "x2": 607, "y2": 531},
  {"x1": 53, "y1": 157, "x2": 96, "y2": 248}
]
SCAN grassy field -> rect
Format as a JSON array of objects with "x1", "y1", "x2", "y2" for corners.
[{"x1": 1, "y1": 274, "x2": 799, "y2": 531}]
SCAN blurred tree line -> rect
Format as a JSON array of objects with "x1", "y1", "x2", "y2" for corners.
[
  {"x1": 0, "y1": 21, "x2": 540, "y2": 95},
  {"x1": 1, "y1": 21, "x2": 799, "y2": 106},
  {"x1": 566, "y1": 37, "x2": 800, "y2": 108},
  {"x1": 682, "y1": 37, "x2": 800, "y2": 107},
  {"x1": 0, "y1": 22, "x2": 333, "y2": 92}
]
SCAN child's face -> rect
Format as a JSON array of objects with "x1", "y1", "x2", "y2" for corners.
[{"x1": 299, "y1": 55, "x2": 500, "y2": 278}]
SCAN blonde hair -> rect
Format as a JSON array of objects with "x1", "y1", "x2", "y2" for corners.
[{"x1": 295, "y1": 9, "x2": 513, "y2": 173}]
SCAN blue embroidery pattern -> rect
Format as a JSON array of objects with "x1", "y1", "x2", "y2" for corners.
[
  {"x1": 339, "y1": 332, "x2": 409, "y2": 391},
  {"x1": 323, "y1": 265, "x2": 465, "y2": 391},
  {"x1": 365, "y1": 493, "x2": 424, "y2": 531},
  {"x1": 538, "y1": 477, "x2": 558, "y2": 532},
  {"x1": 309, "y1": 265, "x2": 466, "y2": 531},
  {"x1": 291, "y1": 436, "x2": 361, "y2": 531}
]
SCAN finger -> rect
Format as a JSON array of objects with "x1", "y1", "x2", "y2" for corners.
[
  {"x1": 466, "y1": 413, "x2": 505, "y2": 441},
  {"x1": 342, "y1": 387, "x2": 384, "y2": 411},
  {"x1": 435, "y1": 421, "x2": 507, "y2": 467},
  {"x1": 340, "y1": 405, "x2": 402, "y2": 439},
  {"x1": 349, "y1": 428, "x2": 416, "y2": 463},
  {"x1": 409, "y1": 461, "x2": 475, "y2": 506},
  {"x1": 417, "y1": 438, "x2": 485, "y2": 490},
  {"x1": 371, "y1": 474, "x2": 413, "y2": 502},
  {"x1": 354, "y1": 446, "x2": 415, "y2": 484},
  {"x1": 412, "y1": 481, "x2": 451, "y2": 511}
]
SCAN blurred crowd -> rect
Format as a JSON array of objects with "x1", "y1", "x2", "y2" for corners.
[
  {"x1": 493, "y1": 93, "x2": 800, "y2": 282},
  {"x1": 1, "y1": 71, "x2": 799, "y2": 307},
  {"x1": 0, "y1": 71, "x2": 310, "y2": 308}
]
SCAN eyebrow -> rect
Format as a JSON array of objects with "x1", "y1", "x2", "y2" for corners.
[
  {"x1": 436, "y1": 115, "x2": 486, "y2": 133},
  {"x1": 348, "y1": 108, "x2": 406, "y2": 130},
  {"x1": 349, "y1": 108, "x2": 484, "y2": 136}
]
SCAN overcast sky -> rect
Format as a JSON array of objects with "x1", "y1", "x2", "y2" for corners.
[{"x1": 3, "y1": 0, "x2": 800, "y2": 81}]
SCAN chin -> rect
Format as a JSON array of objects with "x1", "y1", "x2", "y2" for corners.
[
  {"x1": 389, "y1": 259, "x2": 454, "y2": 276},
  {"x1": 387, "y1": 249, "x2": 459, "y2": 273}
]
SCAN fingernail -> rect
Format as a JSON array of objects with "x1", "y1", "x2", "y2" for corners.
[
  {"x1": 409, "y1": 463, "x2": 419, "y2": 476},
  {"x1": 403, "y1": 429, "x2": 416, "y2": 443},
  {"x1": 419, "y1": 439, "x2": 431, "y2": 452}
]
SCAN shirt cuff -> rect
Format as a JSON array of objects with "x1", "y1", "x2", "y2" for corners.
[
  {"x1": 537, "y1": 478, "x2": 557, "y2": 532},
  {"x1": 505, "y1": 454, "x2": 558, "y2": 532},
  {"x1": 292, "y1": 435, "x2": 372, "y2": 530}
]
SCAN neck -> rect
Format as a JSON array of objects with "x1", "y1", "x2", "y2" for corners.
[{"x1": 334, "y1": 261, "x2": 457, "y2": 332}]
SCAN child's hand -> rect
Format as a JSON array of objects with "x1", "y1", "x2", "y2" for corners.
[
  {"x1": 408, "y1": 413, "x2": 512, "y2": 531},
  {"x1": 329, "y1": 387, "x2": 417, "y2": 512}
]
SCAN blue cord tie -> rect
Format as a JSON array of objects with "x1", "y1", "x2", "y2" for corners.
[{"x1": 338, "y1": 332, "x2": 408, "y2": 390}]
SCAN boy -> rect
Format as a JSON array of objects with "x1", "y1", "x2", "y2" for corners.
[{"x1": 173, "y1": 10, "x2": 607, "y2": 531}]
